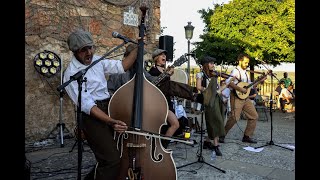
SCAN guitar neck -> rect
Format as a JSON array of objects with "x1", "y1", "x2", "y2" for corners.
[
  {"x1": 152, "y1": 65, "x2": 175, "y2": 86},
  {"x1": 151, "y1": 54, "x2": 187, "y2": 86},
  {"x1": 245, "y1": 75, "x2": 267, "y2": 89},
  {"x1": 235, "y1": 75, "x2": 267, "y2": 100}
]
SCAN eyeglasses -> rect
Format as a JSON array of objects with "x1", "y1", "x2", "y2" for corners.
[{"x1": 79, "y1": 45, "x2": 95, "y2": 52}]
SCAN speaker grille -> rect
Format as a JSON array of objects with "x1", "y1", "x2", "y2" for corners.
[{"x1": 159, "y1": 35, "x2": 173, "y2": 62}]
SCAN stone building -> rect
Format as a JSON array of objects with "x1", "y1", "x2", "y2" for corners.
[{"x1": 25, "y1": 0, "x2": 162, "y2": 142}]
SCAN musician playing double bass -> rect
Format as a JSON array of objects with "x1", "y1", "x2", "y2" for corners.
[
  {"x1": 63, "y1": 29, "x2": 138, "y2": 180},
  {"x1": 219, "y1": 53, "x2": 260, "y2": 144}
]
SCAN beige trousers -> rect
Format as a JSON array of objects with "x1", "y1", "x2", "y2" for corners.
[{"x1": 224, "y1": 92, "x2": 258, "y2": 137}]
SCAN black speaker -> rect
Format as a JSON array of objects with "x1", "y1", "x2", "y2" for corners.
[{"x1": 159, "y1": 35, "x2": 173, "y2": 62}]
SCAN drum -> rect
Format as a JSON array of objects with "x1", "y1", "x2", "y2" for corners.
[
  {"x1": 170, "y1": 68, "x2": 188, "y2": 84},
  {"x1": 170, "y1": 69, "x2": 188, "y2": 107}
]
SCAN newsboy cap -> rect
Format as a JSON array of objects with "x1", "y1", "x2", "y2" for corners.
[
  {"x1": 200, "y1": 56, "x2": 216, "y2": 65},
  {"x1": 67, "y1": 29, "x2": 94, "y2": 52},
  {"x1": 152, "y1": 49, "x2": 167, "y2": 59}
]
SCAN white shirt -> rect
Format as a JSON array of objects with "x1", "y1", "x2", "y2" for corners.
[
  {"x1": 226, "y1": 66, "x2": 251, "y2": 91},
  {"x1": 174, "y1": 100, "x2": 187, "y2": 119},
  {"x1": 221, "y1": 88, "x2": 230, "y2": 103},
  {"x1": 63, "y1": 54, "x2": 125, "y2": 115},
  {"x1": 280, "y1": 88, "x2": 293, "y2": 99}
]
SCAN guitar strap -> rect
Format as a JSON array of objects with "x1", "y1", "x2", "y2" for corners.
[
  {"x1": 233, "y1": 67, "x2": 249, "y2": 96},
  {"x1": 235, "y1": 67, "x2": 249, "y2": 83}
]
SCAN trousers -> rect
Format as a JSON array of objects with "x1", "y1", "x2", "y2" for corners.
[
  {"x1": 82, "y1": 99, "x2": 120, "y2": 180},
  {"x1": 224, "y1": 92, "x2": 258, "y2": 137}
]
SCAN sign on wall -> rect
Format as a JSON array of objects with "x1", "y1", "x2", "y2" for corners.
[{"x1": 123, "y1": 6, "x2": 138, "y2": 27}]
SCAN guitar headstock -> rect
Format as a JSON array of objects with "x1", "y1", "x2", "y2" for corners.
[{"x1": 172, "y1": 54, "x2": 188, "y2": 67}]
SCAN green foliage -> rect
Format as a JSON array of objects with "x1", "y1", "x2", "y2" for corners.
[{"x1": 194, "y1": 0, "x2": 295, "y2": 66}]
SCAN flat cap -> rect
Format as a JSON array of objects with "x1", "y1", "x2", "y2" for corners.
[
  {"x1": 67, "y1": 29, "x2": 94, "y2": 52},
  {"x1": 152, "y1": 49, "x2": 167, "y2": 59},
  {"x1": 200, "y1": 56, "x2": 216, "y2": 65}
]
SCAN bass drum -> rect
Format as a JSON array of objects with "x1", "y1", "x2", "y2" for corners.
[
  {"x1": 170, "y1": 68, "x2": 188, "y2": 107},
  {"x1": 170, "y1": 68, "x2": 188, "y2": 84}
]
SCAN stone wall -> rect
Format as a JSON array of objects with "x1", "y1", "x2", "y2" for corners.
[{"x1": 25, "y1": 0, "x2": 162, "y2": 142}]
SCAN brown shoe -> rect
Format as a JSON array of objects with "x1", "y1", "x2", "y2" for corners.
[{"x1": 242, "y1": 136, "x2": 257, "y2": 144}]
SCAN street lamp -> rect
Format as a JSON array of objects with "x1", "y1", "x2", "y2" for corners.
[{"x1": 184, "y1": 21, "x2": 194, "y2": 85}]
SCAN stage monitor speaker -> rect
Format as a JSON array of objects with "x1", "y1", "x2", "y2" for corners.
[{"x1": 159, "y1": 35, "x2": 173, "y2": 62}]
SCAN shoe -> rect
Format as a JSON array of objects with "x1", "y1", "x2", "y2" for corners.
[
  {"x1": 219, "y1": 136, "x2": 225, "y2": 143},
  {"x1": 242, "y1": 136, "x2": 257, "y2": 143},
  {"x1": 203, "y1": 141, "x2": 214, "y2": 150},
  {"x1": 213, "y1": 145, "x2": 222, "y2": 156}
]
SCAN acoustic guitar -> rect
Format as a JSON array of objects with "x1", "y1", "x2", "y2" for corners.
[
  {"x1": 235, "y1": 73, "x2": 268, "y2": 100},
  {"x1": 151, "y1": 54, "x2": 188, "y2": 86}
]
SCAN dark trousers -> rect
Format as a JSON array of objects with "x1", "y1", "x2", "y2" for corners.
[
  {"x1": 82, "y1": 99, "x2": 120, "y2": 180},
  {"x1": 279, "y1": 98, "x2": 294, "y2": 112}
]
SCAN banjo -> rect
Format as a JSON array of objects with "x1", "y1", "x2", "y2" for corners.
[{"x1": 235, "y1": 72, "x2": 268, "y2": 100}]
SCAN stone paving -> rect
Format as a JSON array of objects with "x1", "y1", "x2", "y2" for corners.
[{"x1": 25, "y1": 110, "x2": 295, "y2": 180}]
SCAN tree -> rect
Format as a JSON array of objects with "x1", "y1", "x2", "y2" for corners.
[{"x1": 194, "y1": 0, "x2": 295, "y2": 68}]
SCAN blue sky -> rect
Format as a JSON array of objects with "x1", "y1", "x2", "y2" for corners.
[{"x1": 160, "y1": 0, "x2": 295, "y2": 72}]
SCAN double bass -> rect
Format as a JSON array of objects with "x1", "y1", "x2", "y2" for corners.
[{"x1": 108, "y1": 6, "x2": 177, "y2": 180}]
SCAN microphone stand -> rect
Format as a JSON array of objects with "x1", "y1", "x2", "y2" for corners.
[
  {"x1": 254, "y1": 60, "x2": 293, "y2": 151},
  {"x1": 57, "y1": 41, "x2": 127, "y2": 180}
]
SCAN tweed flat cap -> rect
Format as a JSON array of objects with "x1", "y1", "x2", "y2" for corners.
[
  {"x1": 67, "y1": 29, "x2": 94, "y2": 52},
  {"x1": 200, "y1": 56, "x2": 216, "y2": 65},
  {"x1": 152, "y1": 49, "x2": 167, "y2": 59}
]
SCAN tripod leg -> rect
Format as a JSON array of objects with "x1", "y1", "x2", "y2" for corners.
[
  {"x1": 176, "y1": 161, "x2": 199, "y2": 169},
  {"x1": 177, "y1": 108, "x2": 226, "y2": 173},
  {"x1": 69, "y1": 140, "x2": 77, "y2": 153},
  {"x1": 203, "y1": 161, "x2": 226, "y2": 173},
  {"x1": 273, "y1": 143, "x2": 294, "y2": 151},
  {"x1": 255, "y1": 141, "x2": 294, "y2": 151},
  {"x1": 254, "y1": 143, "x2": 268, "y2": 149}
]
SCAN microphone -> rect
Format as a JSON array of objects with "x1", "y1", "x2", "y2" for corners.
[
  {"x1": 112, "y1": 32, "x2": 138, "y2": 44},
  {"x1": 255, "y1": 57, "x2": 277, "y2": 76},
  {"x1": 255, "y1": 57, "x2": 267, "y2": 64}
]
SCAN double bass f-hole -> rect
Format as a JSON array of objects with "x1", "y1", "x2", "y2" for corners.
[{"x1": 108, "y1": 5, "x2": 178, "y2": 180}]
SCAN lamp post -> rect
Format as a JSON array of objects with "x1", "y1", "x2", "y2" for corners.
[{"x1": 184, "y1": 21, "x2": 194, "y2": 85}]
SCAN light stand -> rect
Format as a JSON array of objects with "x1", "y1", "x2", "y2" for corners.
[
  {"x1": 177, "y1": 105, "x2": 226, "y2": 173},
  {"x1": 254, "y1": 61, "x2": 293, "y2": 151},
  {"x1": 34, "y1": 51, "x2": 71, "y2": 147},
  {"x1": 57, "y1": 41, "x2": 128, "y2": 180},
  {"x1": 46, "y1": 89, "x2": 72, "y2": 147}
]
